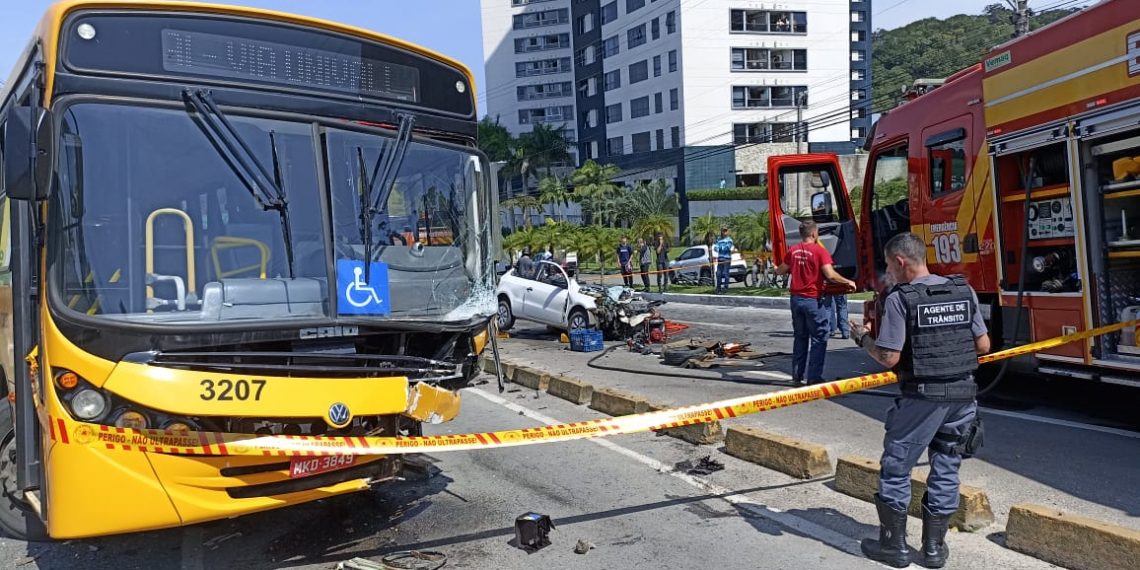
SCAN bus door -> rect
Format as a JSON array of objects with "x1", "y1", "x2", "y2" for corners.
[{"x1": 767, "y1": 154, "x2": 860, "y2": 289}]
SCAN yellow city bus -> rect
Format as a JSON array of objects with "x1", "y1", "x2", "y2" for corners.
[{"x1": 0, "y1": 1, "x2": 495, "y2": 539}]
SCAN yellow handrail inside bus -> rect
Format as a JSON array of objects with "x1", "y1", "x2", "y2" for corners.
[
  {"x1": 210, "y1": 236, "x2": 270, "y2": 279},
  {"x1": 145, "y1": 208, "x2": 197, "y2": 311}
]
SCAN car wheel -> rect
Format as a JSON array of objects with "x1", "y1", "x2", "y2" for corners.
[
  {"x1": 699, "y1": 268, "x2": 712, "y2": 286},
  {"x1": 0, "y1": 403, "x2": 49, "y2": 541},
  {"x1": 497, "y1": 297, "x2": 515, "y2": 331},
  {"x1": 567, "y1": 307, "x2": 590, "y2": 331}
]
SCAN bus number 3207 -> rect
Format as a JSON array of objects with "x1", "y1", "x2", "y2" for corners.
[{"x1": 200, "y1": 379, "x2": 267, "y2": 401}]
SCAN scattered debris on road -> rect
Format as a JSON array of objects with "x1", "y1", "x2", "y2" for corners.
[
  {"x1": 676, "y1": 455, "x2": 726, "y2": 475},
  {"x1": 203, "y1": 531, "x2": 242, "y2": 549},
  {"x1": 337, "y1": 551, "x2": 447, "y2": 570},
  {"x1": 660, "y1": 338, "x2": 776, "y2": 368},
  {"x1": 574, "y1": 538, "x2": 596, "y2": 554},
  {"x1": 514, "y1": 511, "x2": 556, "y2": 552}
]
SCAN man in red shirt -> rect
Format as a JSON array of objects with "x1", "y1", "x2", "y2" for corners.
[{"x1": 776, "y1": 221, "x2": 856, "y2": 385}]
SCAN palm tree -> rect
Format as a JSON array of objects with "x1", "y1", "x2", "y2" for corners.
[
  {"x1": 501, "y1": 195, "x2": 544, "y2": 229},
  {"x1": 633, "y1": 213, "x2": 676, "y2": 242},
  {"x1": 477, "y1": 115, "x2": 515, "y2": 163},
  {"x1": 570, "y1": 161, "x2": 621, "y2": 225},
  {"x1": 730, "y1": 210, "x2": 771, "y2": 253},
  {"x1": 625, "y1": 178, "x2": 679, "y2": 225},
  {"x1": 685, "y1": 212, "x2": 722, "y2": 246},
  {"x1": 578, "y1": 225, "x2": 619, "y2": 279},
  {"x1": 519, "y1": 123, "x2": 574, "y2": 179},
  {"x1": 537, "y1": 175, "x2": 572, "y2": 221}
]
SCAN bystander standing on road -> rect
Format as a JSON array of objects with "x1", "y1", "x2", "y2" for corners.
[
  {"x1": 655, "y1": 233, "x2": 670, "y2": 293},
  {"x1": 637, "y1": 237, "x2": 652, "y2": 292},
  {"x1": 714, "y1": 226, "x2": 735, "y2": 293},
  {"x1": 617, "y1": 236, "x2": 634, "y2": 288},
  {"x1": 826, "y1": 294, "x2": 851, "y2": 339},
  {"x1": 850, "y1": 232, "x2": 989, "y2": 569},
  {"x1": 775, "y1": 221, "x2": 855, "y2": 385}
]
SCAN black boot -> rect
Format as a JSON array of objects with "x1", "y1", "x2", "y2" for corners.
[
  {"x1": 861, "y1": 494, "x2": 910, "y2": 568},
  {"x1": 920, "y1": 495, "x2": 951, "y2": 568}
]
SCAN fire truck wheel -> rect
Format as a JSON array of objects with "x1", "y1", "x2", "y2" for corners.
[{"x1": 0, "y1": 404, "x2": 49, "y2": 541}]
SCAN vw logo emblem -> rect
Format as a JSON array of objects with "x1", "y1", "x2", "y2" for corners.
[{"x1": 327, "y1": 402, "x2": 352, "y2": 427}]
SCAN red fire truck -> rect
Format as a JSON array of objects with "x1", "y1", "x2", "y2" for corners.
[{"x1": 767, "y1": 0, "x2": 1140, "y2": 386}]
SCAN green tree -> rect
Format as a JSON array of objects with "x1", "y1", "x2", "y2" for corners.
[
  {"x1": 625, "y1": 179, "x2": 680, "y2": 221},
  {"x1": 577, "y1": 225, "x2": 618, "y2": 277},
  {"x1": 477, "y1": 115, "x2": 515, "y2": 162},
  {"x1": 537, "y1": 175, "x2": 572, "y2": 221},
  {"x1": 570, "y1": 160, "x2": 622, "y2": 225},
  {"x1": 633, "y1": 213, "x2": 676, "y2": 242},
  {"x1": 729, "y1": 210, "x2": 771, "y2": 253},
  {"x1": 515, "y1": 123, "x2": 574, "y2": 183},
  {"x1": 501, "y1": 195, "x2": 544, "y2": 229},
  {"x1": 685, "y1": 212, "x2": 723, "y2": 247}
]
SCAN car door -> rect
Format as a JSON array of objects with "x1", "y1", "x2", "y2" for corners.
[
  {"x1": 521, "y1": 262, "x2": 566, "y2": 325},
  {"x1": 535, "y1": 262, "x2": 572, "y2": 324},
  {"x1": 674, "y1": 247, "x2": 703, "y2": 278}
]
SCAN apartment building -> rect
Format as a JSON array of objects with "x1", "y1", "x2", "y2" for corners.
[{"x1": 481, "y1": 0, "x2": 871, "y2": 225}]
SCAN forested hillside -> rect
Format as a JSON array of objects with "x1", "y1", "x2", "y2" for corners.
[{"x1": 870, "y1": 3, "x2": 1081, "y2": 113}]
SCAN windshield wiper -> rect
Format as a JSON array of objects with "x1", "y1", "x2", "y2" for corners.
[
  {"x1": 355, "y1": 113, "x2": 416, "y2": 280},
  {"x1": 183, "y1": 89, "x2": 296, "y2": 278}
]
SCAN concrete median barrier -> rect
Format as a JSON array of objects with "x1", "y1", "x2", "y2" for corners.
[
  {"x1": 834, "y1": 455, "x2": 993, "y2": 532},
  {"x1": 646, "y1": 402, "x2": 724, "y2": 445},
  {"x1": 590, "y1": 387, "x2": 650, "y2": 416},
  {"x1": 1006, "y1": 503, "x2": 1140, "y2": 570},
  {"x1": 724, "y1": 426, "x2": 832, "y2": 479},
  {"x1": 548, "y1": 375, "x2": 594, "y2": 405},
  {"x1": 513, "y1": 366, "x2": 551, "y2": 391}
]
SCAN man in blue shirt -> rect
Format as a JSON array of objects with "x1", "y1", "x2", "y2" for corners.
[
  {"x1": 714, "y1": 226, "x2": 735, "y2": 293},
  {"x1": 616, "y1": 236, "x2": 634, "y2": 288}
]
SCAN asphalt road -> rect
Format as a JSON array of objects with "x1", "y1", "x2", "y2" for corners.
[{"x1": 0, "y1": 301, "x2": 1135, "y2": 569}]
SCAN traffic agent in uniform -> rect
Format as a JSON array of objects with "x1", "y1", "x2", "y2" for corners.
[{"x1": 849, "y1": 232, "x2": 989, "y2": 569}]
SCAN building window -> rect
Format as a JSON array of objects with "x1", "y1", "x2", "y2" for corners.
[
  {"x1": 513, "y1": 8, "x2": 570, "y2": 30},
  {"x1": 733, "y1": 122, "x2": 804, "y2": 144},
  {"x1": 656, "y1": 129, "x2": 665, "y2": 150},
  {"x1": 851, "y1": 30, "x2": 866, "y2": 42},
  {"x1": 584, "y1": 108, "x2": 599, "y2": 128},
  {"x1": 730, "y1": 10, "x2": 807, "y2": 33},
  {"x1": 629, "y1": 60, "x2": 649, "y2": 83},
  {"x1": 653, "y1": 55, "x2": 662, "y2": 77},
  {"x1": 519, "y1": 105, "x2": 574, "y2": 124},
  {"x1": 577, "y1": 77, "x2": 598, "y2": 97},
  {"x1": 607, "y1": 136, "x2": 624, "y2": 156},
  {"x1": 730, "y1": 48, "x2": 807, "y2": 71},
  {"x1": 852, "y1": 88, "x2": 866, "y2": 100},
  {"x1": 603, "y1": 69, "x2": 622, "y2": 91},
  {"x1": 601, "y1": 1, "x2": 618, "y2": 24},
  {"x1": 651, "y1": 18, "x2": 660, "y2": 40},
  {"x1": 626, "y1": 0, "x2": 645, "y2": 14},
  {"x1": 575, "y1": 45, "x2": 597, "y2": 66},
  {"x1": 671, "y1": 126, "x2": 680, "y2": 148},
  {"x1": 654, "y1": 92, "x2": 663, "y2": 113},
  {"x1": 515, "y1": 57, "x2": 572, "y2": 77},
  {"x1": 631, "y1": 132, "x2": 652, "y2": 153},
  {"x1": 602, "y1": 35, "x2": 620, "y2": 58},
  {"x1": 851, "y1": 50, "x2": 865, "y2": 62},
  {"x1": 627, "y1": 24, "x2": 647, "y2": 49},
  {"x1": 665, "y1": 11, "x2": 676, "y2": 34},
  {"x1": 588, "y1": 140, "x2": 599, "y2": 160},
  {"x1": 731, "y1": 86, "x2": 807, "y2": 108},
  {"x1": 514, "y1": 34, "x2": 571, "y2": 53},
  {"x1": 605, "y1": 103, "x2": 623, "y2": 124},
  {"x1": 851, "y1": 11, "x2": 865, "y2": 23},
  {"x1": 517, "y1": 81, "x2": 573, "y2": 101},
  {"x1": 668, "y1": 50, "x2": 678, "y2": 72},
  {"x1": 630, "y1": 96, "x2": 651, "y2": 118},
  {"x1": 851, "y1": 69, "x2": 866, "y2": 81},
  {"x1": 669, "y1": 88, "x2": 679, "y2": 110},
  {"x1": 512, "y1": 0, "x2": 556, "y2": 5}
]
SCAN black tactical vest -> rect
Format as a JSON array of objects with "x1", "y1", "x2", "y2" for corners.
[{"x1": 891, "y1": 275, "x2": 979, "y2": 383}]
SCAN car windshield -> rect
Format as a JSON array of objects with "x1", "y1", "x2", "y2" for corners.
[{"x1": 50, "y1": 102, "x2": 495, "y2": 325}]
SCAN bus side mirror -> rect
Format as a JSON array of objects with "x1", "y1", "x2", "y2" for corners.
[
  {"x1": 811, "y1": 191, "x2": 833, "y2": 222},
  {"x1": 2, "y1": 106, "x2": 53, "y2": 201}
]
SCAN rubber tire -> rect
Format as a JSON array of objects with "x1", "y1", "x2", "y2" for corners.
[
  {"x1": 0, "y1": 403, "x2": 49, "y2": 541},
  {"x1": 699, "y1": 268, "x2": 713, "y2": 286},
  {"x1": 567, "y1": 307, "x2": 591, "y2": 332},
  {"x1": 497, "y1": 297, "x2": 515, "y2": 331},
  {"x1": 662, "y1": 346, "x2": 708, "y2": 366}
]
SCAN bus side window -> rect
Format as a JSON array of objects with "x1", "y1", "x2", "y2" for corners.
[{"x1": 866, "y1": 144, "x2": 910, "y2": 274}]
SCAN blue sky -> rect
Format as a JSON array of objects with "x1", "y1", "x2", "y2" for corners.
[{"x1": 0, "y1": 0, "x2": 1093, "y2": 115}]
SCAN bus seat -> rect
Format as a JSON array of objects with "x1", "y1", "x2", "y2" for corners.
[{"x1": 198, "y1": 278, "x2": 326, "y2": 320}]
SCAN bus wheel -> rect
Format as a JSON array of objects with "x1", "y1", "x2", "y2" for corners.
[{"x1": 0, "y1": 405, "x2": 49, "y2": 541}]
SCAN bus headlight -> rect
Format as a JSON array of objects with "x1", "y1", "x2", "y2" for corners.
[
  {"x1": 114, "y1": 410, "x2": 149, "y2": 430},
  {"x1": 70, "y1": 389, "x2": 108, "y2": 420}
]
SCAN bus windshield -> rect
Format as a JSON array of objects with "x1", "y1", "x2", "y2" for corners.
[{"x1": 51, "y1": 102, "x2": 494, "y2": 326}]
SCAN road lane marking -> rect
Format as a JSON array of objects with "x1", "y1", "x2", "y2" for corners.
[
  {"x1": 468, "y1": 387, "x2": 868, "y2": 559},
  {"x1": 743, "y1": 370, "x2": 794, "y2": 380}
]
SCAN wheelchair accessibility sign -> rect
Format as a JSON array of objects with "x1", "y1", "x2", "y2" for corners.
[{"x1": 337, "y1": 259, "x2": 391, "y2": 315}]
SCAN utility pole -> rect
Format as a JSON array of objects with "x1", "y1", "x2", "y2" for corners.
[
  {"x1": 1007, "y1": 0, "x2": 1030, "y2": 38},
  {"x1": 796, "y1": 90, "x2": 807, "y2": 155}
]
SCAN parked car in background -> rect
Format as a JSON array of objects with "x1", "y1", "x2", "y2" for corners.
[{"x1": 668, "y1": 245, "x2": 747, "y2": 284}]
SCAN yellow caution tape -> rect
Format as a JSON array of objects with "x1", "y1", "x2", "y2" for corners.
[{"x1": 50, "y1": 319, "x2": 1138, "y2": 457}]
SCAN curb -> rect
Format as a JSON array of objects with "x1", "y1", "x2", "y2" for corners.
[
  {"x1": 645, "y1": 401, "x2": 725, "y2": 445},
  {"x1": 1006, "y1": 503, "x2": 1140, "y2": 570},
  {"x1": 724, "y1": 426, "x2": 832, "y2": 479},
  {"x1": 589, "y1": 387, "x2": 650, "y2": 416},
  {"x1": 547, "y1": 375, "x2": 593, "y2": 405},
  {"x1": 642, "y1": 292, "x2": 866, "y2": 314},
  {"x1": 834, "y1": 455, "x2": 994, "y2": 532},
  {"x1": 513, "y1": 367, "x2": 551, "y2": 391}
]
